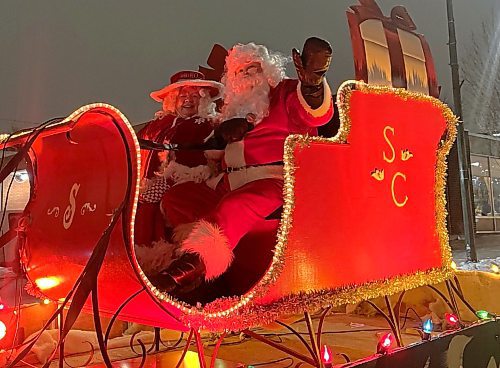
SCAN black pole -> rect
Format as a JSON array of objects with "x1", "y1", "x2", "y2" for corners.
[{"x1": 446, "y1": 0, "x2": 478, "y2": 262}]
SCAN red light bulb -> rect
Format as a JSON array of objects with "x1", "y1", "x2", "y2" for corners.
[
  {"x1": 321, "y1": 344, "x2": 333, "y2": 367},
  {"x1": 382, "y1": 335, "x2": 392, "y2": 348},
  {"x1": 445, "y1": 313, "x2": 459, "y2": 328},
  {"x1": 377, "y1": 332, "x2": 394, "y2": 354}
]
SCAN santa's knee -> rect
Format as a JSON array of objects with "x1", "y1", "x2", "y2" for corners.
[{"x1": 214, "y1": 194, "x2": 254, "y2": 226}]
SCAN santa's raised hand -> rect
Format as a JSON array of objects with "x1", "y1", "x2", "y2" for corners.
[{"x1": 292, "y1": 37, "x2": 333, "y2": 108}]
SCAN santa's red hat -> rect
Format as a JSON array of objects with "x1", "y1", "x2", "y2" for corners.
[{"x1": 150, "y1": 71, "x2": 223, "y2": 102}]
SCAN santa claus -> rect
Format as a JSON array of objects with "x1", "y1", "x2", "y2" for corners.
[{"x1": 150, "y1": 38, "x2": 334, "y2": 295}]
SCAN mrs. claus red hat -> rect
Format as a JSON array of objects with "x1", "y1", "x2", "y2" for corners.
[{"x1": 150, "y1": 71, "x2": 223, "y2": 102}]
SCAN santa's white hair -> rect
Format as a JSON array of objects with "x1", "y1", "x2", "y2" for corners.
[
  {"x1": 224, "y1": 43, "x2": 288, "y2": 88},
  {"x1": 221, "y1": 43, "x2": 289, "y2": 122},
  {"x1": 157, "y1": 87, "x2": 217, "y2": 119}
]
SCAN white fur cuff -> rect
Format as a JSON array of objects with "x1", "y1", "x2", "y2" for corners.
[
  {"x1": 159, "y1": 161, "x2": 211, "y2": 185},
  {"x1": 297, "y1": 79, "x2": 332, "y2": 118},
  {"x1": 180, "y1": 220, "x2": 234, "y2": 281}
]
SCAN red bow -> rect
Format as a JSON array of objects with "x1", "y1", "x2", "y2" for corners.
[{"x1": 351, "y1": 0, "x2": 417, "y2": 31}]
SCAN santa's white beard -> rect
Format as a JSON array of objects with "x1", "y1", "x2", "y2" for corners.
[{"x1": 222, "y1": 74, "x2": 271, "y2": 123}]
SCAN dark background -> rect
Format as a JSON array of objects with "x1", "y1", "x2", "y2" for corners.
[{"x1": 0, "y1": 0, "x2": 498, "y2": 130}]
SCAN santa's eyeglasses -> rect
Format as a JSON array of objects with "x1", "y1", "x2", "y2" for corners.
[{"x1": 235, "y1": 62, "x2": 263, "y2": 77}]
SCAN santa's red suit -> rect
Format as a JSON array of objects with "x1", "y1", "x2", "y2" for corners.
[
  {"x1": 161, "y1": 78, "x2": 333, "y2": 280},
  {"x1": 135, "y1": 114, "x2": 213, "y2": 246}
]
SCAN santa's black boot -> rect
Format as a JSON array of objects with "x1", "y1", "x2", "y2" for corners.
[{"x1": 148, "y1": 252, "x2": 206, "y2": 295}]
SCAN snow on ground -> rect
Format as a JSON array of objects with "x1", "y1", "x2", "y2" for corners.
[{"x1": 457, "y1": 256, "x2": 500, "y2": 272}]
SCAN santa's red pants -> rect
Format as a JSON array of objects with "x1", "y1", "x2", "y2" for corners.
[{"x1": 161, "y1": 177, "x2": 283, "y2": 250}]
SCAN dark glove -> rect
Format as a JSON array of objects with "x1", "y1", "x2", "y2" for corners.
[
  {"x1": 148, "y1": 252, "x2": 206, "y2": 294},
  {"x1": 216, "y1": 117, "x2": 254, "y2": 143},
  {"x1": 292, "y1": 37, "x2": 333, "y2": 108}
]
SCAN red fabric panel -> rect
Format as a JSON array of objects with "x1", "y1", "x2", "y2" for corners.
[{"x1": 263, "y1": 90, "x2": 448, "y2": 300}]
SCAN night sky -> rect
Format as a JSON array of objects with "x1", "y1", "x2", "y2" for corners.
[{"x1": 0, "y1": 0, "x2": 498, "y2": 131}]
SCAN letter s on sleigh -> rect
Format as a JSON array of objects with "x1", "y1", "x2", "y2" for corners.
[{"x1": 0, "y1": 81, "x2": 457, "y2": 332}]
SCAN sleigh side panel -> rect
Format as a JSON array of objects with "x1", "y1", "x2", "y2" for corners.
[
  {"x1": 257, "y1": 82, "x2": 455, "y2": 308},
  {"x1": 17, "y1": 105, "x2": 186, "y2": 330}
]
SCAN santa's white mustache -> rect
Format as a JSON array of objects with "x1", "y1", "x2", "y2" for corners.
[
  {"x1": 222, "y1": 75, "x2": 271, "y2": 122},
  {"x1": 231, "y1": 76, "x2": 265, "y2": 92}
]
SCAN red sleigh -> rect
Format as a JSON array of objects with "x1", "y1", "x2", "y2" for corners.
[
  {"x1": 0, "y1": 80, "x2": 457, "y2": 334},
  {"x1": 0, "y1": 1, "x2": 462, "y2": 366}
]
